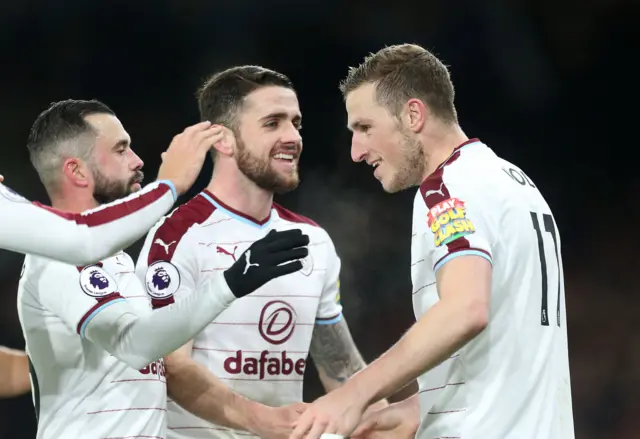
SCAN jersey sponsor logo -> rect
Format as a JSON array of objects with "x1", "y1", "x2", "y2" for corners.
[
  {"x1": 223, "y1": 350, "x2": 306, "y2": 379},
  {"x1": 138, "y1": 358, "x2": 166, "y2": 379},
  {"x1": 0, "y1": 183, "x2": 28, "y2": 203},
  {"x1": 427, "y1": 198, "x2": 476, "y2": 247},
  {"x1": 145, "y1": 260, "x2": 181, "y2": 299},
  {"x1": 79, "y1": 265, "x2": 118, "y2": 298},
  {"x1": 258, "y1": 300, "x2": 297, "y2": 345}
]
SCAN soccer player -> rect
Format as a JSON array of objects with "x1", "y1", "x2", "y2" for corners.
[
  {"x1": 17, "y1": 99, "x2": 309, "y2": 439},
  {"x1": 290, "y1": 44, "x2": 575, "y2": 439},
  {"x1": 0, "y1": 100, "x2": 214, "y2": 399},
  {"x1": 0, "y1": 104, "x2": 214, "y2": 265},
  {"x1": 136, "y1": 65, "x2": 385, "y2": 439}
]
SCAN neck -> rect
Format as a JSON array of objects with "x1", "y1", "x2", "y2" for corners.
[
  {"x1": 421, "y1": 123, "x2": 469, "y2": 180},
  {"x1": 206, "y1": 165, "x2": 274, "y2": 222},
  {"x1": 50, "y1": 188, "x2": 98, "y2": 214}
]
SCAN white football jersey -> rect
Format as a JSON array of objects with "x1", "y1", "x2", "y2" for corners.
[
  {"x1": 0, "y1": 180, "x2": 176, "y2": 265},
  {"x1": 18, "y1": 251, "x2": 168, "y2": 439},
  {"x1": 411, "y1": 139, "x2": 574, "y2": 439},
  {"x1": 136, "y1": 190, "x2": 342, "y2": 439}
]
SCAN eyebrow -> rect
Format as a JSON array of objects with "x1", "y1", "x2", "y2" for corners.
[
  {"x1": 259, "y1": 112, "x2": 302, "y2": 122},
  {"x1": 347, "y1": 120, "x2": 368, "y2": 131},
  {"x1": 112, "y1": 139, "x2": 130, "y2": 150}
]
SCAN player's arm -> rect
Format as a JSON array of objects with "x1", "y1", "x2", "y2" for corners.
[
  {"x1": 140, "y1": 259, "x2": 300, "y2": 435},
  {"x1": 337, "y1": 187, "x2": 494, "y2": 406},
  {"x1": 310, "y1": 243, "x2": 388, "y2": 411},
  {"x1": 0, "y1": 181, "x2": 175, "y2": 265},
  {"x1": 0, "y1": 346, "x2": 30, "y2": 398},
  {"x1": 0, "y1": 121, "x2": 221, "y2": 265},
  {"x1": 163, "y1": 341, "x2": 279, "y2": 434},
  {"x1": 40, "y1": 230, "x2": 308, "y2": 370},
  {"x1": 346, "y1": 255, "x2": 491, "y2": 405}
]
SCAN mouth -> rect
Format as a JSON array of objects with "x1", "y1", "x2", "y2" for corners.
[
  {"x1": 271, "y1": 152, "x2": 299, "y2": 169},
  {"x1": 131, "y1": 173, "x2": 144, "y2": 186}
]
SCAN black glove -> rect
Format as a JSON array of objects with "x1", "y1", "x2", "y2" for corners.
[{"x1": 224, "y1": 229, "x2": 309, "y2": 298}]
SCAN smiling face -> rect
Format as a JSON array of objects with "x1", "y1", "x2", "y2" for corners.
[
  {"x1": 346, "y1": 83, "x2": 425, "y2": 193},
  {"x1": 232, "y1": 86, "x2": 303, "y2": 194}
]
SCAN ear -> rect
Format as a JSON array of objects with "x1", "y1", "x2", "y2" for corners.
[
  {"x1": 62, "y1": 158, "x2": 91, "y2": 188},
  {"x1": 211, "y1": 126, "x2": 236, "y2": 158},
  {"x1": 405, "y1": 98, "x2": 427, "y2": 133}
]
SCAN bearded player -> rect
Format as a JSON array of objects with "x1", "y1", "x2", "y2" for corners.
[
  {"x1": 136, "y1": 65, "x2": 385, "y2": 439},
  {"x1": 291, "y1": 44, "x2": 574, "y2": 439},
  {"x1": 18, "y1": 99, "x2": 308, "y2": 439}
]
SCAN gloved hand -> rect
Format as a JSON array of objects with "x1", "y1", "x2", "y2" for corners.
[{"x1": 224, "y1": 229, "x2": 309, "y2": 298}]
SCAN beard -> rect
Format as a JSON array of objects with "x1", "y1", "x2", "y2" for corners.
[
  {"x1": 384, "y1": 128, "x2": 426, "y2": 193},
  {"x1": 235, "y1": 136, "x2": 300, "y2": 194},
  {"x1": 92, "y1": 166, "x2": 144, "y2": 205}
]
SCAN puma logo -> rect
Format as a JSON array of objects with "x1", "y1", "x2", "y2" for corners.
[
  {"x1": 242, "y1": 250, "x2": 259, "y2": 275},
  {"x1": 154, "y1": 238, "x2": 176, "y2": 254},
  {"x1": 216, "y1": 245, "x2": 238, "y2": 262},
  {"x1": 424, "y1": 182, "x2": 446, "y2": 199}
]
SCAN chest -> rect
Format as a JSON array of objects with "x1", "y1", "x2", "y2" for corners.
[{"x1": 193, "y1": 225, "x2": 329, "y2": 327}]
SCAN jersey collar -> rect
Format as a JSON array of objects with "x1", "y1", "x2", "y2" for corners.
[{"x1": 200, "y1": 189, "x2": 273, "y2": 229}]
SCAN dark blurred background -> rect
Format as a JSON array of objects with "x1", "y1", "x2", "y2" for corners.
[{"x1": 0, "y1": 1, "x2": 638, "y2": 438}]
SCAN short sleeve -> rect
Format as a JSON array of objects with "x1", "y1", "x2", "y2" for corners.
[
  {"x1": 37, "y1": 261, "x2": 125, "y2": 337},
  {"x1": 315, "y1": 236, "x2": 343, "y2": 324},
  {"x1": 135, "y1": 221, "x2": 198, "y2": 310},
  {"x1": 420, "y1": 171, "x2": 494, "y2": 272}
]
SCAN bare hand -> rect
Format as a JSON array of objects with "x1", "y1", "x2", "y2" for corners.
[
  {"x1": 249, "y1": 402, "x2": 308, "y2": 439},
  {"x1": 350, "y1": 399, "x2": 419, "y2": 439},
  {"x1": 289, "y1": 387, "x2": 366, "y2": 439},
  {"x1": 157, "y1": 121, "x2": 224, "y2": 195}
]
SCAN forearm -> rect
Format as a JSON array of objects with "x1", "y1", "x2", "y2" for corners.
[
  {"x1": 311, "y1": 318, "x2": 387, "y2": 409},
  {"x1": 348, "y1": 298, "x2": 486, "y2": 405},
  {"x1": 165, "y1": 353, "x2": 261, "y2": 432},
  {"x1": 0, "y1": 181, "x2": 175, "y2": 264},
  {"x1": 0, "y1": 347, "x2": 30, "y2": 397},
  {"x1": 85, "y1": 273, "x2": 235, "y2": 369}
]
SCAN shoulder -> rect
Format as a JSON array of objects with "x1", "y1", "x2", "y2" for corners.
[
  {"x1": 272, "y1": 203, "x2": 337, "y2": 257},
  {"x1": 273, "y1": 203, "x2": 330, "y2": 238},
  {"x1": 146, "y1": 194, "x2": 217, "y2": 262}
]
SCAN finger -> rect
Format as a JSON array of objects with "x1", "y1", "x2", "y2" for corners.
[
  {"x1": 197, "y1": 130, "x2": 225, "y2": 151},
  {"x1": 303, "y1": 420, "x2": 327, "y2": 439},
  {"x1": 259, "y1": 228, "x2": 303, "y2": 244},
  {"x1": 183, "y1": 121, "x2": 212, "y2": 135},
  {"x1": 268, "y1": 247, "x2": 308, "y2": 265},
  {"x1": 351, "y1": 418, "x2": 376, "y2": 437},
  {"x1": 269, "y1": 261, "x2": 303, "y2": 279},
  {"x1": 196, "y1": 124, "x2": 224, "y2": 140},
  {"x1": 290, "y1": 415, "x2": 312, "y2": 439},
  {"x1": 265, "y1": 233, "x2": 310, "y2": 253},
  {"x1": 0, "y1": 174, "x2": 4, "y2": 182}
]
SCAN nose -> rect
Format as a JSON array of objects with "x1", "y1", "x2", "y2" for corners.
[
  {"x1": 282, "y1": 122, "x2": 302, "y2": 146},
  {"x1": 130, "y1": 150, "x2": 144, "y2": 170},
  {"x1": 351, "y1": 134, "x2": 367, "y2": 163}
]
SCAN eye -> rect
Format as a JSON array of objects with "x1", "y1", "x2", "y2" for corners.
[
  {"x1": 264, "y1": 120, "x2": 278, "y2": 129},
  {"x1": 359, "y1": 124, "x2": 371, "y2": 133}
]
